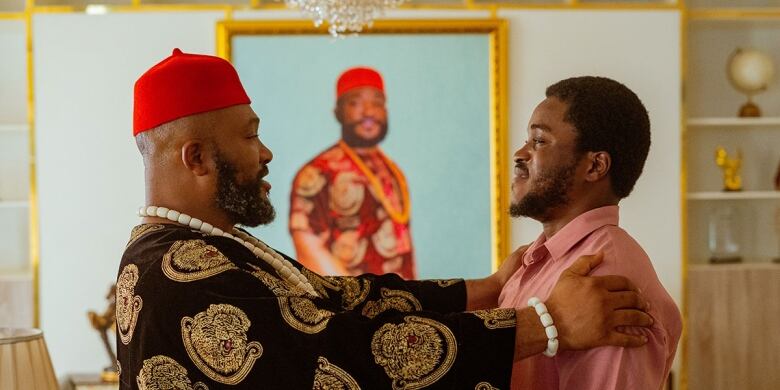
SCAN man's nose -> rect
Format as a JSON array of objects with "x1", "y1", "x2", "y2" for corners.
[
  {"x1": 260, "y1": 142, "x2": 273, "y2": 164},
  {"x1": 514, "y1": 143, "x2": 531, "y2": 162}
]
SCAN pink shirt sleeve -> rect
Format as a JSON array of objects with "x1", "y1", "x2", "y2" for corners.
[
  {"x1": 556, "y1": 326, "x2": 671, "y2": 390},
  {"x1": 554, "y1": 230, "x2": 678, "y2": 390}
]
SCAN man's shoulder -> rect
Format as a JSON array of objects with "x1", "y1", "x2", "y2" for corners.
[
  {"x1": 584, "y1": 225, "x2": 681, "y2": 333},
  {"x1": 580, "y1": 225, "x2": 656, "y2": 278},
  {"x1": 297, "y1": 143, "x2": 345, "y2": 171}
]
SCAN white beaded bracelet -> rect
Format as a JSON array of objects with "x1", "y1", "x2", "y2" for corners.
[{"x1": 528, "y1": 296, "x2": 559, "y2": 358}]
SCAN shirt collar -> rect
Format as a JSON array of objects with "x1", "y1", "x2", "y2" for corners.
[{"x1": 523, "y1": 205, "x2": 620, "y2": 266}]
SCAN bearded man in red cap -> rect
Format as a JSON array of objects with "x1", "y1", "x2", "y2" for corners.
[
  {"x1": 290, "y1": 67, "x2": 416, "y2": 279},
  {"x1": 118, "y1": 49, "x2": 656, "y2": 389}
]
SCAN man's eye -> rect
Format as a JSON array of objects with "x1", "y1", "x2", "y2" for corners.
[{"x1": 533, "y1": 138, "x2": 545, "y2": 145}]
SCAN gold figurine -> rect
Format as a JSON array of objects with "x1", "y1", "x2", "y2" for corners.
[
  {"x1": 715, "y1": 146, "x2": 743, "y2": 191},
  {"x1": 87, "y1": 284, "x2": 120, "y2": 383}
]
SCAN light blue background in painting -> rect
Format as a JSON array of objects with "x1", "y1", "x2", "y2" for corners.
[{"x1": 234, "y1": 34, "x2": 492, "y2": 279}]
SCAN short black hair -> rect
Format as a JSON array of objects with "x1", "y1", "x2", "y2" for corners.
[{"x1": 546, "y1": 76, "x2": 650, "y2": 199}]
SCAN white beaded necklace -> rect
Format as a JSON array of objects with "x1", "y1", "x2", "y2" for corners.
[{"x1": 138, "y1": 206, "x2": 318, "y2": 297}]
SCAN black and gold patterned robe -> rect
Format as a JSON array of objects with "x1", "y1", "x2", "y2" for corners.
[{"x1": 116, "y1": 224, "x2": 516, "y2": 389}]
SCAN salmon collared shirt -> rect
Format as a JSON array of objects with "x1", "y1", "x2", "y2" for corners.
[{"x1": 498, "y1": 205, "x2": 682, "y2": 390}]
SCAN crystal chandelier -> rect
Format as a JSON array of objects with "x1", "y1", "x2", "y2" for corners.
[{"x1": 286, "y1": 0, "x2": 406, "y2": 36}]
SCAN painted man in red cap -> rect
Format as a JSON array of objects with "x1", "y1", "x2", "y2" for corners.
[
  {"x1": 290, "y1": 67, "x2": 416, "y2": 279},
  {"x1": 118, "y1": 49, "x2": 655, "y2": 389}
]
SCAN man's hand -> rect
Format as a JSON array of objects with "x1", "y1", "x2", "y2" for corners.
[
  {"x1": 493, "y1": 244, "x2": 530, "y2": 287},
  {"x1": 547, "y1": 252, "x2": 653, "y2": 351},
  {"x1": 466, "y1": 245, "x2": 530, "y2": 310}
]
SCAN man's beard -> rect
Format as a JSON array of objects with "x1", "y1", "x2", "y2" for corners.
[
  {"x1": 214, "y1": 153, "x2": 276, "y2": 227},
  {"x1": 509, "y1": 159, "x2": 577, "y2": 221},
  {"x1": 341, "y1": 118, "x2": 388, "y2": 148}
]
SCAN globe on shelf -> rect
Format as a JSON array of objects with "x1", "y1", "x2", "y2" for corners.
[{"x1": 726, "y1": 48, "x2": 776, "y2": 117}]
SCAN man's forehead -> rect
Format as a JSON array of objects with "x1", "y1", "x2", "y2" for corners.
[{"x1": 342, "y1": 86, "x2": 385, "y2": 99}]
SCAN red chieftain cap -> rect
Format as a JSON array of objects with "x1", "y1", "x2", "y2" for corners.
[
  {"x1": 336, "y1": 67, "x2": 384, "y2": 99},
  {"x1": 133, "y1": 48, "x2": 251, "y2": 136}
]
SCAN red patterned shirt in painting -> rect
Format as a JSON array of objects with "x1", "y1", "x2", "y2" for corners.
[{"x1": 290, "y1": 141, "x2": 417, "y2": 279}]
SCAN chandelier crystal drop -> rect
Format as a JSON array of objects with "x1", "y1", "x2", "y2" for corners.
[{"x1": 286, "y1": 0, "x2": 406, "y2": 36}]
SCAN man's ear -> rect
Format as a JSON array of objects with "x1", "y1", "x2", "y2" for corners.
[
  {"x1": 181, "y1": 140, "x2": 212, "y2": 176},
  {"x1": 333, "y1": 105, "x2": 343, "y2": 124},
  {"x1": 584, "y1": 151, "x2": 611, "y2": 182}
]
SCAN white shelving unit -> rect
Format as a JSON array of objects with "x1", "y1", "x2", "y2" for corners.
[
  {"x1": 0, "y1": 200, "x2": 30, "y2": 208},
  {"x1": 685, "y1": 5, "x2": 780, "y2": 389},
  {"x1": 0, "y1": 15, "x2": 32, "y2": 328}
]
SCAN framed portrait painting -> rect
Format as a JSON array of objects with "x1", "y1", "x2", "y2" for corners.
[{"x1": 217, "y1": 19, "x2": 509, "y2": 280}]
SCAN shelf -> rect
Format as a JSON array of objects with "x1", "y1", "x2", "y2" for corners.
[
  {"x1": 0, "y1": 124, "x2": 28, "y2": 133},
  {"x1": 689, "y1": 8, "x2": 780, "y2": 21},
  {"x1": 687, "y1": 191, "x2": 780, "y2": 200},
  {"x1": 0, "y1": 267, "x2": 31, "y2": 281},
  {"x1": 0, "y1": 201, "x2": 29, "y2": 209},
  {"x1": 689, "y1": 262, "x2": 780, "y2": 272},
  {"x1": 687, "y1": 117, "x2": 780, "y2": 127}
]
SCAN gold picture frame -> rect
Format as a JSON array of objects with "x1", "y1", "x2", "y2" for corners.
[{"x1": 216, "y1": 19, "x2": 510, "y2": 275}]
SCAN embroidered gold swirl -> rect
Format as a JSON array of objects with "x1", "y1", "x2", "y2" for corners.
[
  {"x1": 430, "y1": 279, "x2": 462, "y2": 288},
  {"x1": 301, "y1": 268, "x2": 339, "y2": 299},
  {"x1": 469, "y1": 308, "x2": 516, "y2": 329},
  {"x1": 329, "y1": 171, "x2": 365, "y2": 217},
  {"x1": 475, "y1": 382, "x2": 499, "y2": 390},
  {"x1": 127, "y1": 224, "x2": 165, "y2": 248},
  {"x1": 331, "y1": 230, "x2": 369, "y2": 268},
  {"x1": 361, "y1": 288, "x2": 422, "y2": 319},
  {"x1": 370, "y1": 316, "x2": 457, "y2": 390},
  {"x1": 325, "y1": 276, "x2": 372, "y2": 310},
  {"x1": 313, "y1": 357, "x2": 361, "y2": 390},
  {"x1": 181, "y1": 304, "x2": 263, "y2": 385},
  {"x1": 137, "y1": 355, "x2": 209, "y2": 390},
  {"x1": 278, "y1": 297, "x2": 335, "y2": 334},
  {"x1": 116, "y1": 264, "x2": 143, "y2": 345},
  {"x1": 162, "y1": 240, "x2": 237, "y2": 282},
  {"x1": 295, "y1": 165, "x2": 327, "y2": 197},
  {"x1": 250, "y1": 267, "x2": 308, "y2": 298}
]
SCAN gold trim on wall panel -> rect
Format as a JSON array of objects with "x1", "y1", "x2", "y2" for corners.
[
  {"x1": 690, "y1": 8, "x2": 780, "y2": 20},
  {"x1": 217, "y1": 19, "x2": 510, "y2": 270},
  {"x1": 680, "y1": 9, "x2": 688, "y2": 390},
  {"x1": 470, "y1": 3, "x2": 681, "y2": 11},
  {"x1": 0, "y1": 13, "x2": 26, "y2": 19},
  {"x1": 25, "y1": 10, "x2": 40, "y2": 329}
]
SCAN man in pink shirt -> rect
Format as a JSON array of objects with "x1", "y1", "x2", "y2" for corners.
[{"x1": 499, "y1": 76, "x2": 682, "y2": 389}]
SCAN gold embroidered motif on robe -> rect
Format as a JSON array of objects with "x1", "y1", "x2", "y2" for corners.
[
  {"x1": 117, "y1": 264, "x2": 143, "y2": 345},
  {"x1": 370, "y1": 316, "x2": 457, "y2": 390},
  {"x1": 249, "y1": 266, "x2": 308, "y2": 298},
  {"x1": 126, "y1": 224, "x2": 164, "y2": 248},
  {"x1": 137, "y1": 355, "x2": 208, "y2": 390},
  {"x1": 468, "y1": 308, "x2": 517, "y2": 330},
  {"x1": 313, "y1": 357, "x2": 361, "y2": 390},
  {"x1": 475, "y1": 382, "x2": 499, "y2": 390},
  {"x1": 278, "y1": 297, "x2": 335, "y2": 334},
  {"x1": 301, "y1": 268, "x2": 340, "y2": 299},
  {"x1": 181, "y1": 304, "x2": 263, "y2": 385},
  {"x1": 162, "y1": 240, "x2": 237, "y2": 282},
  {"x1": 361, "y1": 288, "x2": 422, "y2": 319},
  {"x1": 429, "y1": 279, "x2": 462, "y2": 288},
  {"x1": 324, "y1": 276, "x2": 371, "y2": 310}
]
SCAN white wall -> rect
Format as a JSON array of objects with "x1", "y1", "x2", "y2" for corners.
[{"x1": 33, "y1": 9, "x2": 681, "y2": 379}]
